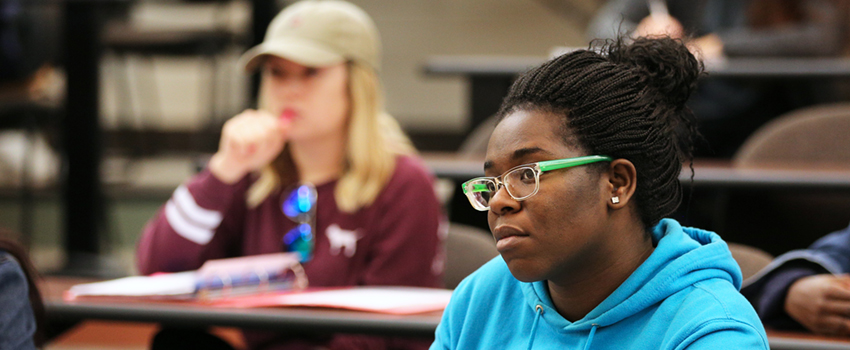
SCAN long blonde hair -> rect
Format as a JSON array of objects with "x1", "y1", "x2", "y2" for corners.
[{"x1": 246, "y1": 60, "x2": 416, "y2": 212}]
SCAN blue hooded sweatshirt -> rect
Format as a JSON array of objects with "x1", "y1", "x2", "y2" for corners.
[{"x1": 431, "y1": 219, "x2": 768, "y2": 350}]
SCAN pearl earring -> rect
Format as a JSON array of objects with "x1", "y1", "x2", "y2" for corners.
[{"x1": 611, "y1": 196, "x2": 620, "y2": 204}]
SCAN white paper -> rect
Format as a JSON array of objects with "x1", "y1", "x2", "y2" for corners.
[
  {"x1": 67, "y1": 271, "x2": 198, "y2": 298},
  {"x1": 275, "y1": 287, "x2": 453, "y2": 312}
]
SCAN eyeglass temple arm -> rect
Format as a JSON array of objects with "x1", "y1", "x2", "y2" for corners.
[
  {"x1": 538, "y1": 155, "x2": 612, "y2": 172},
  {"x1": 461, "y1": 156, "x2": 611, "y2": 194}
]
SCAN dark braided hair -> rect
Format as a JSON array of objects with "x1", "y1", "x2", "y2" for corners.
[{"x1": 497, "y1": 36, "x2": 703, "y2": 229}]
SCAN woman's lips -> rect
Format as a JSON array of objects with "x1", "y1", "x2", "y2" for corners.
[
  {"x1": 492, "y1": 225, "x2": 529, "y2": 252},
  {"x1": 280, "y1": 109, "x2": 297, "y2": 121},
  {"x1": 496, "y1": 235, "x2": 527, "y2": 251}
]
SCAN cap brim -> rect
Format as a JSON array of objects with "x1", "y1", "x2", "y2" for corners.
[{"x1": 239, "y1": 37, "x2": 346, "y2": 72}]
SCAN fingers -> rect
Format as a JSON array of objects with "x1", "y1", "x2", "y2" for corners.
[
  {"x1": 834, "y1": 274, "x2": 850, "y2": 288},
  {"x1": 225, "y1": 111, "x2": 284, "y2": 148},
  {"x1": 814, "y1": 314, "x2": 850, "y2": 336},
  {"x1": 825, "y1": 277, "x2": 850, "y2": 301},
  {"x1": 789, "y1": 275, "x2": 850, "y2": 336},
  {"x1": 219, "y1": 109, "x2": 288, "y2": 168},
  {"x1": 822, "y1": 299, "x2": 850, "y2": 319},
  {"x1": 820, "y1": 280, "x2": 850, "y2": 325}
]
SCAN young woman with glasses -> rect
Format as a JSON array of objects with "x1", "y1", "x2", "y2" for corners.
[
  {"x1": 136, "y1": 1, "x2": 443, "y2": 349},
  {"x1": 431, "y1": 36, "x2": 768, "y2": 349}
]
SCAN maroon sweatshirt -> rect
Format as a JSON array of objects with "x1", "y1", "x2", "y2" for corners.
[{"x1": 137, "y1": 155, "x2": 445, "y2": 350}]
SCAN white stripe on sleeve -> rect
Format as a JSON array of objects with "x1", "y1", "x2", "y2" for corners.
[
  {"x1": 172, "y1": 185, "x2": 223, "y2": 229},
  {"x1": 165, "y1": 200, "x2": 215, "y2": 245}
]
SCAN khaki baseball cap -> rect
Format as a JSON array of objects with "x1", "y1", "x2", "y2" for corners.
[{"x1": 238, "y1": 0, "x2": 381, "y2": 72}]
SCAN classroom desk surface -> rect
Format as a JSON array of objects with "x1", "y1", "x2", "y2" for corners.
[
  {"x1": 42, "y1": 277, "x2": 441, "y2": 338},
  {"x1": 422, "y1": 153, "x2": 850, "y2": 191},
  {"x1": 768, "y1": 330, "x2": 850, "y2": 350},
  {"x1": 42, "y1": 277, "x2": 850, "y2": 349},
  {"x1": 424, "y1": 55, "x2": 850, "y2": 78},
  {"x1": 423, "y1": 55, "x2": 850, "y2": 139}
]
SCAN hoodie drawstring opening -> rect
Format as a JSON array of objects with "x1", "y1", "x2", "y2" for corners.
[
  {"x1": 526, "y1": 304, "x2": 544, "y2": 350},
  {"x1": 583, "y1": 324, "x2": 598, "y2": 350}
]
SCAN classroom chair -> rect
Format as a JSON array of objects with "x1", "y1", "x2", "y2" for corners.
[
  {"x1": 457, "y1": 115, "x2": 497, "y2": 159},
  {"x1": 722, "y1": 103, "x2": 850, "y2": 256},
  {"x1": 727, "y1": 242, "x2": 773, "y2": 282},
  {"x1": 444, "y1": 223, "x2": 498, "y2": 289},
  {"x1": 734, "y1": 102, "x2": 850, "y2": 167}
]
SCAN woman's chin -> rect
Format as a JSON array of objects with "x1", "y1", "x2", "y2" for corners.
[{"x1": 505, "y1": 259, "x2": 546, "y2": 283}]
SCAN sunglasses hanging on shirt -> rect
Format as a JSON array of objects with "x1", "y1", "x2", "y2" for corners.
[{"x1": 281, "y1": 183, "x2": 317, "y2": 262}]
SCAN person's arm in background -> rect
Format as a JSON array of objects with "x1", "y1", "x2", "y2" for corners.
[
  {"x1": 585, "y1": 0, "x2": 650, "y2": 41},
  {"x1": 743, "y1": 222, "x2": 850, "y2": 334},
  {"x1": 137, "y1": 110, "x2": 287, "y2": 274},
  {"x1": 327, "y1": 157, "x2": 445, "y2": 350},
  {"x1": 784, "y1": 274, "x2": 850, "y2": 335},
  {"x1": 135, "y1": 170, "x2": 249, "y2": 275},
  {"x1": 714, "y1": 0, "x2": 843, "y2": 57}
]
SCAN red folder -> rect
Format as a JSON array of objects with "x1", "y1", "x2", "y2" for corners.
[{"x1": 206, "y1": 286, "x2": 453, "y2": 315}]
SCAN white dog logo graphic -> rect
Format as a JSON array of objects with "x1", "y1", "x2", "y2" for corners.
[{"x1": 326, "y1": 224, "x2": 360, "y2": 257}]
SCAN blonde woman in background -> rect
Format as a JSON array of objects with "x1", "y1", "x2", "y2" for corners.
[{"x1": 137, "y1": 1, "x2": 444, "y2": 349}]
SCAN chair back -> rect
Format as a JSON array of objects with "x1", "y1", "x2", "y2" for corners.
[
  {"x1": 444, "y1": 223, "x2": 498, "y2": 289},
  {"x1": 734, "y1": 103, "x2": 850, "y2": 168},
  {"x1": 725, "y1": 103, "x2": 850, "y2": 256},
  {"x1": 457, "y1": 115, "x2": 498, "y2": 159},
  {"x1": 727, "y1": 242, "x2": 773, "y2": 282}
]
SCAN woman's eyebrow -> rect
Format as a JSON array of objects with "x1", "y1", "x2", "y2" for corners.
[
  {"x1": 483, "y1": 147, "x2": 551, "y2": 172},
  {"x1": 483, "y1": 160, "x2": 494, "y2": 172},
  {"x1": 511, "y1": 147, "x2": 548, "y2": 160}
]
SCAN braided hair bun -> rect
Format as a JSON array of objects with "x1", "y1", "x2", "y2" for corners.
[
  {"x1": 607, "y1": 37, "x2": 703, "y2": 108},
  {"x1": 497, "y1": 36, "x2": 703, "y2": 228}
]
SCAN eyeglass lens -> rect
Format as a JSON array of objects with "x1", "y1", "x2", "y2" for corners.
[
  {"x1": 282, "y1": 183, "x2": 317, "y2": 262},
  {"x1": 504, "y1": 167, "x2": 537, "y2": 199},
  {"x1": 467, "y1": 167, "x2": 537, "y2": 210}
]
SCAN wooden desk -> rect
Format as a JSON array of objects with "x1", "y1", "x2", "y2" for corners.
[
  {"x1": 424, "y1": 154, "x2": 850, "y2": 254},
  {"x1": 768, "y1": 330, "x2": 850, "y2": 350},
  {"x1": 424, "y1": 56, "x2": 850, "y2": 78},
  {"x1": 423, "y1": 154, "x2": 850, "y2": 191},
  {"x1": 42, "y1": 277, "x2": 441, "y2": 338},
  {"x1": 423, "y1": 55, "x2": 850, "y2": 136},
  {"x1": 43, "y1": 278, "x2": 850, "y2": 349}
]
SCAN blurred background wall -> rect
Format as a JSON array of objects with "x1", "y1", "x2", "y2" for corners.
[
  {"x1": 98, "y1": 0, "x2": 596, "y2": 145},
  {"x1": 0, "y1": 0, "x2": 605, "y2": 274}
]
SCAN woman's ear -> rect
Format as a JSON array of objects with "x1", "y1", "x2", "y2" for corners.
[{"x1": 605, "y1": 159, "x2": 637, "y2": 209}]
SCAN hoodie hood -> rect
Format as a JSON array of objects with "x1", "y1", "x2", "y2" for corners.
[
  {"x1": 520, "y1": 218, "x2": 743, "y2": 332},
  {"x1": 432, "y1": 219, "x2": 768, "y2": 350}
]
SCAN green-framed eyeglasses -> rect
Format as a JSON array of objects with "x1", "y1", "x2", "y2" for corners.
[{"x1": 461, "y1": 155, "x2": 612, "y2": 211}]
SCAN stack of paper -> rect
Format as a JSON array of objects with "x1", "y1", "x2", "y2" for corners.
[
  {"x1": 66, "y1": 271, "x2": 198, "y2": 299},
  {"x1": 66, "y1": 252, "x2": 305, "y2": 300},
  {"x1": 209, "y1": 286, "x2": 454, "y2": 314},
  {"x1": 63, "y1": 252, "x2": 454, "y2": 315}
]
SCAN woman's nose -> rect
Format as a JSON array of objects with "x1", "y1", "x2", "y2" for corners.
[
  {"x1": 277, "y1": 77, "x2": 305, "y2": 98},
  {"x1": 488, "y1": 186, "x2": 520, "y2": 215}
]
